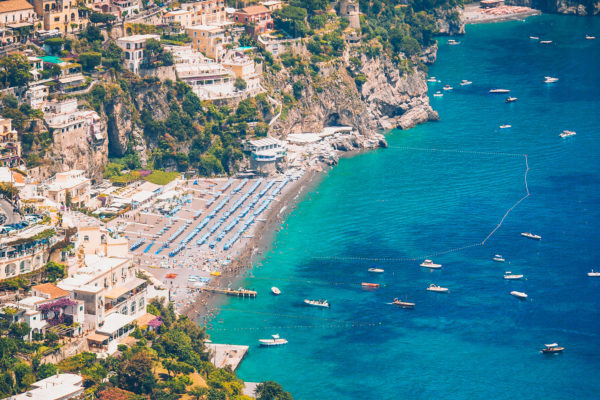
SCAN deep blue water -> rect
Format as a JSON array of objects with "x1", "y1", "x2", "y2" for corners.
[{"x1": 208, "y1": 15, "x2": 600, "y2": 399}]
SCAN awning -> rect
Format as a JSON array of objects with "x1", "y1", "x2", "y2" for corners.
[
  {"x1": 97, "y1": 313, "x2": 135, "y2": 335},
  {"x1": 87, "y1": 333, "x2": 110, "y2": 343},
  {"x1": 104, "y1": 278, "x2": 146, "y2": 300}
]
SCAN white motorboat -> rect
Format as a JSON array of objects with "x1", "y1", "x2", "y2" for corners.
[
  {"x1": 544, "y1": 76, "x2": 559, "y2": 83},
  {"x1": 427, "y1": 284, "x2": 449, "y2": 293},
  {"x1": 541, "y1": 343, "x2": 564, "y2": 354},
  {"x1": 540, "y1": 40, "x2": 552, "y2": 44},
  {"x1": 510, "y1": 290, "x2": 528, "y2": 299},
  {"x1": 368, "y1": 267, "x2": 385, "y2": 273},
  {"x1": 499, "y1": 125, "x2": 512, "y2": 129},
  {"x1": 504, "y1": 271, "x2": 524, "y2": 280},
  {"x1": 521, "y1": 232, "x2": 541, "y2": 240},
  {"x1": 460, "y1": 80, "x2": 472, "y2": 86},
  {"x1": 271, "y1": 287, "x2": 281, "y2": 295},
  {"x1": 393, "y1": 297, "x2": 415, "y2": 309},
  {"x1": 443, "y1": 84, "x2": 453, "y2": 91},
  {"x1": 448, "y1": 39, "x2": 460, "y2": 45},
  {"x1": 433, "y1": 91, "x2": 443, "y2": 97},
  {"x1": 420, "y1": 259, "x2": 442, "y2": 269},
  {"x1": 529, "y1": 36, "x2": 540, "y2": 40},
  {"x1": 304, "y1": 299, "x2": 330, "y2": 308},
  {"x1": 489, "y1": 88, "x2": 510, "y2": 94},
  {"x1": 259, "y1": 334, "x2": 288, "y2": 346},
  {"x1": 427, "y1": 76, "x2": 437, "y2": 82},
  {"x1": 559, "y1": 130, "x2": 576, "y2": 138},
  {"x1": 493, "y1": 254, "x2": 505, "y2": 262},
  {"x1": 587, "y1": 270, "x2": 600, "y2": 277},
  {"x1": 505, "y1": 97, "x2": 518, "y2": 103},
  {"x1": 585, "y1": 35, "x2": 595, "y2": 40}
]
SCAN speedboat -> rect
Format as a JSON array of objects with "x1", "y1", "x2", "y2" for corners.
[
  {"x1": 505, "y1": 97, "x2": 518, "y2": 103},
  {"x1": 271, "y1": 287, "x2": 281, "y2": 295},
  {"x1": 443, "y1": 84, "x2": 453, "y2": 91},
  {"x1": 433, "y1": 91, "x2": 443, "y2": 97},
  {"x1": 586, "y1": 35, "x2": 596, "y2": 40},
  {"x1": 460, "y1": 80, "x2": 472, "y2": 86},
  {"x1": 259, "y1": 334, "x2": 288, "y2": 346},
  {"x1": 489, "y1": 88, "x2": 510, "y2": 94},
  {"x1": 304, "y1": 299, "x2": 330, "y2": 308},
  {"x1": 427, "y1": 76, "x2": 437, "y2": 82},
  {"x1": 587, "y1": 270, "x2": 600, "y2": 277},
  {"x1": 540, "y1": 40, "x2": 552, "y2": 44},
  {"x1": 544, "y1": 76, "x2": 559, "y2": 83},
  {"x1": 361, "y1": 282, "x2": 380, "y2": 288},
  {"x1": 504, "y1": 271, "x2": 524, "y2": 280},
  {"x1": 427, "y1": 284, "x2": 449, "y2": 293},
  {"x1": 499, "y1": 125, "x2": 512, "y2": 129},
  {"x1": 559, "y1": 130, "x2": 576, "y2": 138},
  {"x1": 420, "y1": 259, "x2": 442, "y2": 269},
  {"x1": 448, "y1": 39, "x2": 460, "y2": 45},
  {"x1": 541, "y1": 343, "x2": 564, "y2": 354},
  {"x1": 368, "y1": 267, "x2": 384, "y2": 273},
  {"x1": 393, "y1": 298, "x2": 415, "y2": 309},
  {"x1": 529, "y1": 36, "x2": 540, "y2": 40},
  {"x1": 521, "y1": 232, "x2": 541, "y2": 240},
  {"x1": 510, "y1": 290, "x2": 528, "y2": 300},
  {"x1": 493, "y1": 254, "x2": 505, "y2": 262}
]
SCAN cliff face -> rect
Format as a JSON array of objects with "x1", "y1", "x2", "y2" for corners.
[
  {"x1": 506, "y1": 0, "x2": 600, "y2": 15},
  {"x1": 435, "y1": 7, "x2": 467, "y2": 36}
]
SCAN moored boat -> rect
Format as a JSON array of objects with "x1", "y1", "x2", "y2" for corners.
[
  {"x1": 433, "y1": 91, "x2": 443, "y2": 97},
  {"x1": 541, "y1": 343, "x2": 564, "y2": 354},
  {"x1": 448, "y1": 39, "x2": 460, "y2": 45},
  {"x1": 493, "y1": 254, "x2": 505, "y2": 262},
  {"x1": 420, "y1": 259, "x2": 442, "y2": 269},
  {"x1": 489, "y1": 88, "x2": 510, "y2": 94},
  {"x1": 361, "y1": 282, "x2": 380, "y2": 288},
  {"x1": 259, "y1": 334, "x2": 288, "y2": 346},
  {"x1": 540, "y1": 40, "x2": 552, "y2": 44},
  {"x1": 499, "y1": 125, "x2": 512, "y2": 129},
  {"x1": 521, "y1": 232, "x2": 541, "y2": 240},
  {"x1": 304, "y1": 299, "x2": 330, "y2": 308},
  {"x1": 460, "y1": 80, "x2": 472, "y2": 86},
  {"x1": 586, "y1": 35, "x2": 596, "y2": 40},
  {"x1": 443, "y1": 84, "x2": 453, "y2": 91},
  {"x1": 427, "y1": 283, "x2": 449, "y2": 293},
  {"x1": 504, "y1": 271, "x2": 524, "y2": 280},
  {"x1": 368, "y1": 267, "x2": 385, "y2": 273},
  {"x1": 505, "y1": 96, "x2": 518, "y2": 103},
  {"x1": 393, "y1": 298, "x2": 415, "y2": 309},
  {"x1": 587, "y1": 270, "x2": 600, "y2": 277},
  {"x1": 427, "y1": 76, "x2": 437, "y2": 82},
  {"x1": 559, "y1": 130, "x2": 576, "y2": 138},
  {"x1": 510, "y1": 290, "x2": 528, "y2": 299},
  {"x1": 544, "y1": 76, "x2": 559, "y2": 83},
  {"x1": 271, "y1": 287, "x2": 281, "y2": 295},
  {"x1": 529, "y1": 36, "x2": 539, "y2": 40}
]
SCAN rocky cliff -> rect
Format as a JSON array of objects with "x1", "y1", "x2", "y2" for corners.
[{"x1": 506, "y1": 0, "x2": 600, "y2": 15}]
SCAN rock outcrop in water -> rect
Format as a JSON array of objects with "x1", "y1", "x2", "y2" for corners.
[{"x1": 506, "y1": 0, "x2": 600, "y2": 15}]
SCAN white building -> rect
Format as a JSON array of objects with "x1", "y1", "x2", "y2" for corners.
[
  {"x1": 45, "y1": 170, "x2": 92, "y2": 208},
  {"x1": 243, "y1": 137, "x2": 286, "y2": 171},
  {"x1": 8, "y1": 373, "x2": 84, "y2": 400},
  {"x1": 44, "y1": 99, "x2": 105, "y2": 144},
  {"x1": 24, "y1": 84, "x2": 49, "y2": 109},
  {"x1": 116, "y1": 34, "x2": 160, "y2": 74},
  {"x1": 0, "y1": 0, "x2": 37, "y2": 28},
  {"x1": 112, "y1": 0, "x2": 140, "y2": 17},
  {"x1": 162, "y1": 9, "x2": 193, "y2": 28}
]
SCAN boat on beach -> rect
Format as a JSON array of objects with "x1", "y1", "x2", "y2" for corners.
[
  {"x1": 587, "y1": 270, "x2": 600, "y2": 277},
  {"x1": 521, "y1": 232, "x2": 541, "y2": 240},
  {"x1": 493, "y1": 254, "x2": 505, "y2": 262},
  {"x1": 393, "y1": 298, "x2": 415, "y2": 309},
  {"x1": 505, "y1": 96, "x2": 518, "y2": 103},
  {"x1": 304, "y1": 299, "x2": 330, "y2": 308},
  {"x1": 559, "y1": 130, "x2": 576, "y2": 138},
  {"x1": 361, "y1": 282, "x2": 380, "y2": 288},
  {"x1": 420, "y1": 259, "x2": 442, "y2": 269},
  {"x1": 510, "y1": 290, "x2": 528, "y2": 299},
  {"x1": 460, "y1": 80, "x2": 472, "y2": 86},
  {"x1": 427, "y1": 284, "x2": 449, "y2": 293},
  {"x1": 541, "y1": 343, "x2": 564, "y2": 354},
  {"x1": 259, "y1": 334, "x2": 288, "y2": 346},
  {"x1": 368, "y1": 267, "x2": 384, "y2": 273},
  {"x1": 504, "y1": 271, "x2": 524, "y2": 280},
  {"x1": 544, "y1": 76, "x2": 559, "y2": 83},
  {"x1": 489, "y1": 88, "x2": 510, "y2": 94},
  {"x1": 271, "y1": 287, "x2": 281, "y2": 295}
]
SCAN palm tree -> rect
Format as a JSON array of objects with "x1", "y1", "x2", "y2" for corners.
[{"x1": 188, "y1": 385, "x2": 208, "y2": 400}]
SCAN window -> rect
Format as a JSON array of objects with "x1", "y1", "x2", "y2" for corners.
[
  {"x1": 139, "y1": 298, "x2": 144, "y2": 308},
  {"x1": 83, "y1": 235, "x2": 89, "y2": 242},
  {"x1": 54, "y1": 17, "x2": 59, "y2": 22},
  {"x1": 121, "y1": 306, "x2": 128, "y2": 315},
  {"x1": 130, "y1": 302, "x2": 135, "y2": 314}
]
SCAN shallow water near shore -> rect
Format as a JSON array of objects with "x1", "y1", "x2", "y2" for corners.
[{"x1": 208, "y1": 15, "x2": 600, "y2": 399}]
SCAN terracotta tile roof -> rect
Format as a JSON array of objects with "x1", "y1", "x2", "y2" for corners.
[
  {"x1": 33, "y1": 283, "x2": 70, "y2": 299},
  {"x1": 11, "y1": 171, "x2": 24, "y2": 184},
  {"x1": 0, "y1": 0, "x2": 34, "y2": 13},
  {"x1": 237, "y1": 5, "x2": 269, "y2": 15}
]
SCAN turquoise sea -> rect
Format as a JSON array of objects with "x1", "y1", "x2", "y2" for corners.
[{"x1": 208, "y1": 15, "x2": 600, "y2": 399}]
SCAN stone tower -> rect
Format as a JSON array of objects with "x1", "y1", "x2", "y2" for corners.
[{"x1": 340, "y1": 0, "x2": 360, "y2": 30}]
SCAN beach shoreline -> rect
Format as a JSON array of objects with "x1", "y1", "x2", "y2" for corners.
[{"x1": 463, "y1": 3, "x2": 541, "y2": 25}]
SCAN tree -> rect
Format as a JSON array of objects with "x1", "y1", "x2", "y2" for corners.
[
  {"x1": 36, "y1": 363, "x2": 57, "y2": 380},
  {"x1": 89, "y1": 12, "x2": 117, "y2": 25},
  {"x1": 0, "y1": 54, "x2": 33, "y2": 88},
  {"x1": 0, "y1": 182, "x2": 19, "y2": 202},
  {"x1": 255, "y1": 381, "x2": 293, "y2": 400},
  {"x1": 188, "y1": 385, "x2": 208, "y2": 400},
  {"x1": 79, "y1": 52, "x2": 102, "y2": 71},
  {"x1": 118, "y1": 350, "x2": 156, "y2": 394},
  {"x1": 44, "y1": 262, "x2": 66, "y2": 282},
  {"x1": 234, "y1": 77, "x2": 247, "y2": 91},
  {"x1": 9, "y1": 322, "x2": 30, "y2": 339},
  {"x1": 44, "y1": 331, "x2": 59, "y2": 346}
]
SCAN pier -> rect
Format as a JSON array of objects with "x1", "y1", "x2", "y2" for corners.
[
  {"x1": 206, "y1": 343, "x2": 249, "y2": 370},
  {"x1": 203, "y1": 287, "x2": 257, "y2": 298}
]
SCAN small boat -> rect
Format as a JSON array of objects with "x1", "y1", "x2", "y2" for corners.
[
  {"x1": 541, "y1": 343, "x2": 564, "y2": 354},
  {"x1": 448, "y1": 39, "x2": 460, "y2": 45},
  {"x1": 210, "y1": 271, "x2": 221, "y2": 276},
  {"x1": 460, "y1": 80, "x2": 472, "y2": 86},
  {"x1": 587, "y1": 270, "x2": 600, "y2": 277},
  {"x1": 510, "y1": 290, "x2": 528, "y2": 299},
  {"x1": 493, "y1": 254, "x2": 505, "y2": 262},
  {"x1": 361, "y1": 282, "x2": 380, "y2": 288},
  {"x1": 499, "y1": 125, "x2": 512, "y2": 129},
  {"x1": 443, "y1": 84, "x2": 453, "y2": 91},
  {"x1": 433, "y1": 91, "x2": 443, "y2": 97},
  {"x1": 393, "y1": 297, "x2": 415, "y2": 309},
  {"x1": 489, "y1": 88, "x2": 510, "y2": 94},
  {"x1": 304, "y1": 299, "x2": 330, "y2": 308},
  {"x1": 529, "y1": 36, "x2": 539, "y2": 40},
  {"x1": 259, "y1": 334, "x2": 288, "y2": 346},
  {"x1": 504, "y1": 271, "x2": 524, "y2": 280},
  {"x1": 420, "y1": 259, "x2": 442, "y2": 269},
  {"x1": 521, "y1": 232, "x2": 541, "y2": 240},
  {"x1": 427, "y1": 76, "x2": 437, "y2": 82},
  {"x1": 505, "y1": 97, "x2": 518, "y2": 103},
  {"x1": 427, "y1": 284, "x2": 449, "y2": 293},
  {"x1": 559, "y1": 130, "x2": 576, "y2": 138},
  {"x1": 544, "y1": 76, "x2": 559, "y2": 83},
  {"x1": 586, "y1": 35, "x2": 596, "y2": 40},
  {"x1": 271, "y1": 287, "x2": 281, "y2": 295},
  {"x1": 368, "y1": 267, "x2": 384, "y2": 273},
  {"x1": 540, "y1": 40, "x2": 552, "y2": 44}
]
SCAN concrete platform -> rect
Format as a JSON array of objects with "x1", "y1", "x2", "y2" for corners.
[{"x1": 206, "y1": 342, "x2": 249, "y2": 370}]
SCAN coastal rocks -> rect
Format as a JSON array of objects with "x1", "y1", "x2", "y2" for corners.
[
  {"x1": 434, "y1": 7, "x2": 466, "y2": 36},
  {"x1": 105, "y1": 96, "x2": 133, "y2": 157},
  {"x1": 506, "y1": 0, "x2": 600, "y2": 15}
]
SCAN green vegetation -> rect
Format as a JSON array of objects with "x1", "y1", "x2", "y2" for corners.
[
  {"x1": 0, "y1": 54, "x2": 33, "y2": 89},
  {"x1": 143, "y1": 170, "x2": 180, "y2": 185},
  {"x1": 79, "y1": 52, "x2": 102, "y2": 71},
  {"x1": 43, "y1": 262, "x2": 66, "y2": 283}
]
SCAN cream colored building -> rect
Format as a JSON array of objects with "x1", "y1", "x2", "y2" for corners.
[
  {"x1": 0, "y1": 225, "x2": 55, "y2": 280},
  {"x1": 32, "y1": 0, "x2": 81, "y2": 33},
  {"x1": 45, "y1": 170, "x2": 91, "y2": 208},
  {"x1": 0, "y1": 118, "x2": 21, "y2": 167},
  {"x1": 162, "y1": 9, "x2": 193, "y2": 28},
  {"x1": 187, "y1": 24, "x2": 231, "y2": 60},
  {"x1": 0, "y1": 0, "x2": 36, "y2": 27},
  {"x1": 181, "y1": 0, "x2": 226, "y2": 26}
]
